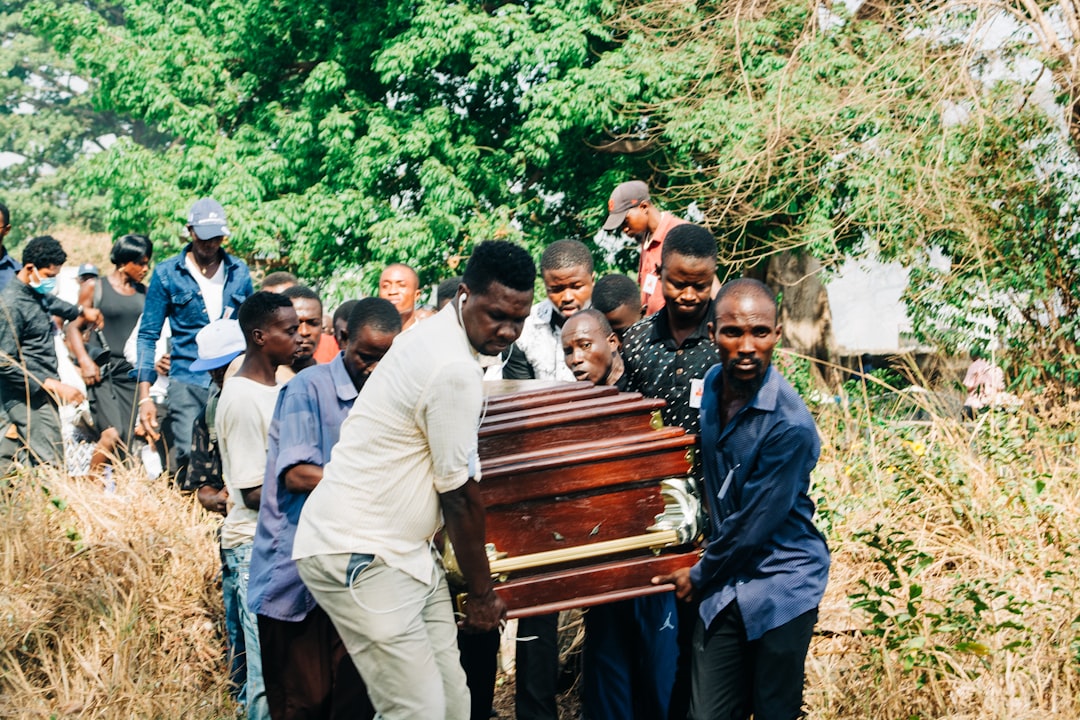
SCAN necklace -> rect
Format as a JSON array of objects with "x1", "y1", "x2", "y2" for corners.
[{"x1": 191, "y1": 253, "x2": 220, "y2": 277}]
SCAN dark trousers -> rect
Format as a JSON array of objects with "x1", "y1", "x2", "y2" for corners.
[
  {"x1": 1, "y1": 392, "x2": 63, "y2": 469},
  {"x1": 689, "y1": 602, "x2": 818, "y2": 720},
  {"x1": 166, "y1": 380, "x2": 209, "y2": 487},
  {"x1": 582, "y1": 594, "x2": 679, "y2": 720},
  {"x1": 515, "y1": 613, "x2": 560, "y2": 720},
  {"x1": 458, "y1": 626, "x2": 501, "y2": 720},
  {"x1": 258, "y1": 607, "x2": 374, "y2": 720},
  {"x1": 668, "y1": 597, "x2": 697, "y2": 720}
]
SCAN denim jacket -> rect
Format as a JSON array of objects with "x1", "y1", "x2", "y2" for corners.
[{"x1": 135, "y1": 246, "x2": 253, "y2": 388}]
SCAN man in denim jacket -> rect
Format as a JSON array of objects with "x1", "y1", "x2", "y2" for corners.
[{"x1": 135, "y1": 198, "x2": 253, "y2": 487}]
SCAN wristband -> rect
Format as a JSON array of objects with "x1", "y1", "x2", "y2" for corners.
[{"x1": 138, "y1": 397, "x2": 155, "y2": 405}]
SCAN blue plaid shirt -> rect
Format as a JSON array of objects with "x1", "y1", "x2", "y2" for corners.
[
  {"x1": 691, "y1": 364, "x2": 830, "y2": 640},
  {"x1": 248, "y1": 354, "x2": 358, "y2": 621}
]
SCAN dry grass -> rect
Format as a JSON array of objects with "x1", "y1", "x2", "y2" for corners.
[
  {"x1": 43, "y1": 227, "x2": 115, "y2": 272},
  {"x1": 806, "y1": 395, "x2": 1080, "y2": 719},
  {"x1": 0, "y1": 465, "x2": 234, "y2": 719},
  {"x1": 2, "y1": 392, "x2": 1079, "y2": 718}
]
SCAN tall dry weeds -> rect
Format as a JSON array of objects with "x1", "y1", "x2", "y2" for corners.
[
  {"x1": 3, "y1": 388, "x2": 1079, "y2": 718},
  {"x1": 0, "y1": 465, "x2": 234, "y2": 718},
  {"x1": 806, "y1": 391, "x2": 1080, "y2": 719}
]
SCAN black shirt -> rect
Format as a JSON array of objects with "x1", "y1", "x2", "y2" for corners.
[
  {"x1": 621, "y1": 301, "x2": 721, "y2": 436},
  {"x1": 0, "y1": 279, "x2": 79, "y2": 398}
]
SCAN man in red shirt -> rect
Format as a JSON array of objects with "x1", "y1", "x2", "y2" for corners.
[{"x1": 602, "y1": 180, "x2": 689, "y2": 316}]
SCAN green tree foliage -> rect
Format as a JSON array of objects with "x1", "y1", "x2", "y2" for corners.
[
  {"x1": 26, "y1": 0, "x2": 642, "y2": 288},
  {"x1": 549, "y1": 0, "x2": 1080, "y2": 393},
  {"x1": 23, "y1": 0, "x2": 1080, "y2": 392},
  {"x1": 0, "y1": 1, "x2": 132, "y2": 241}
]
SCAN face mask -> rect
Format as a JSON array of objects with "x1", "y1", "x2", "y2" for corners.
[{"x1": 29, "y1": 274, "x2": 57, "y2": 296}]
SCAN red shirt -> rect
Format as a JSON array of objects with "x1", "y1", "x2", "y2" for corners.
[
  {"x1": 313, "y1": 333, "x2": 339, "y2": 364},
  {"x1": 638, "y1": 212, "x2": 688, "y2": 316}
]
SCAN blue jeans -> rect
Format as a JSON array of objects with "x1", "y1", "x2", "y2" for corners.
[
  {"x1": 166, "y1": 380, "x2": 209, "y2": 487},
  {"x1": 222, "y1": 543, "x2": 269, "y2": 720},
  {"x1": 221, "y1": 544, "x2": 247, "y2": 705}
]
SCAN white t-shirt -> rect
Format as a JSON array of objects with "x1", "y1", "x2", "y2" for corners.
[
  {"x1": 218, "y1": 375, "x2": 282, "y2": 549},
  {"x1": 294, "y1": 305, "x2": 484, "y2": 583},
  {"x1": 185, "y1": 253, "x2": 226, "y2": 321}
]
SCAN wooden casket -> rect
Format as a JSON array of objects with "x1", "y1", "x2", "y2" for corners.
[{"x1": 454, "y1": 380, "x2": 702, "y2": 619}]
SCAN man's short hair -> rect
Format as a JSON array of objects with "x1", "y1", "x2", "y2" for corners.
[
  {"x1": 262, "y1": 270, "x2": 298, "y2": 290},
  {"x1": 382, "y1": 262, "x2": 419, "y2": 283},
  {"x1": 567, "y1": 307, "x2": 615, "y2": 337},
  {"x1": 661, "y1": 223, "x2": 717, "y2": 263},
  {"x1": 0, "y1": 202, "x2": 9, "y2": 227},
  {"x1": 715, "y1": 278, "x2": 778, "y2": 322},
  {"x1": 462, "y1": 240, "x2": 536, "y2": 295},
  {"x1": 332, "y1": 299, "x2": 360, "y2": 327},
  {"x1": 347, "y1": 297, "x2": 403, "y2": 338},
  {"x1": 110, "y1": 234, "x2": 154, "y2": 266},
  {"x1": 22, "y1": 235, "x2": 67, "y2": 268},
  {"x1": 540, "y1": 239, "x2": 594, "y2": 275},
  {"x1": 436, "y1": 276, "x2": 463, "y2": 308},
  {"x1": 592, "y1": 274, "x2": 641, "y2": 313},
  {"x1": 238, "y1": 291, "x2": 294, "y2": 340},
  {"x1": 282, "y1": 284, "x2": 322, "y2": 312}
]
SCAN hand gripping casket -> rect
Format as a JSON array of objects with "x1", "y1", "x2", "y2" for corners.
[{"x1": 450, "y1": 380, "x2": 702, "y2": 619}]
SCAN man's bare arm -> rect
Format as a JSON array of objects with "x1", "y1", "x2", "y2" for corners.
[
  {"x1": 439, "y1": 479, "x2": 506, "y2": 632},
  {"x1": 283, "y1": 463, "x2": 323, "y2": 493},
  {"x1": 240, "y1": 485, "x2": 262, "y2": 511}
]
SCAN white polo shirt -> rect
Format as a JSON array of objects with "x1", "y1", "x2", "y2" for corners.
[{"x1": 293, "y1": 305, "x2": 485, "y2": 583}]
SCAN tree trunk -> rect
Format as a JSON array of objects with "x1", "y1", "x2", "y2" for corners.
[{"x1": 748, "y1": 251, "x2": 838, "y2": 385}]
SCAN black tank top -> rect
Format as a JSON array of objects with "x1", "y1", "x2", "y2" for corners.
[{"x1": 95, "y1": 275, "x2": 145, "y2": 354}]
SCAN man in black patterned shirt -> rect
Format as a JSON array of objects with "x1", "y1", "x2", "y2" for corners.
[
  {"x1": 621, "y1": 224, "x2": 720, "y2": 436},
  {"x1": 585, "y1": 223, "x2": 720, "y2": 720}
]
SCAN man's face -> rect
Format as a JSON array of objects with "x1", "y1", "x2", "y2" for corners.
[
  {"x1": 542, "y1": 265, "x2": 593, "y2": 321},
  {"x1": 661, "y1": 253, "x2": 715, "y2": 323},
  {"x1": 259, "y1": 306, "x2": 302, "y2": 367},
  {"x1": 621, "y1": 203, "x2": 651, "y2": 242},
  {"x1": 459, "y1": 282, "x2": 533, "y2": 356},
  {"x1": 0, "y1": 213, "x2": 10, "y2": 243},
  {"x1": 342, "y1": 325, "x2": 398, "y2": 391},
  {"x1": 604, "y1": 302, "x2": 644, "y2": 341},
  {"x1": 379, "y1": 266, "x2": 422, "y2": 315},
  {"x1": 28, "y1": 264, "x2": 62, "y2": 286},
  {"x1": 710, "y1": 292, "x2": 781, "y2": 395},
  {"x1": 562, "y1": 314, "x2": 619, "y2": 385},
  {"x1": 290, "y1": 297, "x2": 323, "y2": 363},
  {"x1": 189, "y1": 230, "x2": 224, "y2": 265}
]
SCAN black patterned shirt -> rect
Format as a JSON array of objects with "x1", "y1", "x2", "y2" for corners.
[{"x1": 621, "y1": 301, "x2": 721, "y2": 436}]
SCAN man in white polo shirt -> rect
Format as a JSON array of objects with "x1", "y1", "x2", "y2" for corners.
[{"x1": 294, "y1": 240, "x2": 535, "y2": 719}]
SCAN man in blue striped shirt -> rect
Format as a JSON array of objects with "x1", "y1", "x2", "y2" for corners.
[{"x1": 654, "y1": 278, "x2": 830, "y2": 720}]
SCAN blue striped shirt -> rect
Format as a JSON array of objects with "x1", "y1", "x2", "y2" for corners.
[{"x1": 248, "y1": 354, "x2": 358, "y2": 621}]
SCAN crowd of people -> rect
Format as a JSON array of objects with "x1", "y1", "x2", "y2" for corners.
[{"x1": 0, "y1": 180, "x2": 832, "y2": 720}]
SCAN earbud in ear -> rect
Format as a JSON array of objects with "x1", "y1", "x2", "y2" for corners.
[{"x1": 459, "y1": 293, "x2": 468, "y2": 307}]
